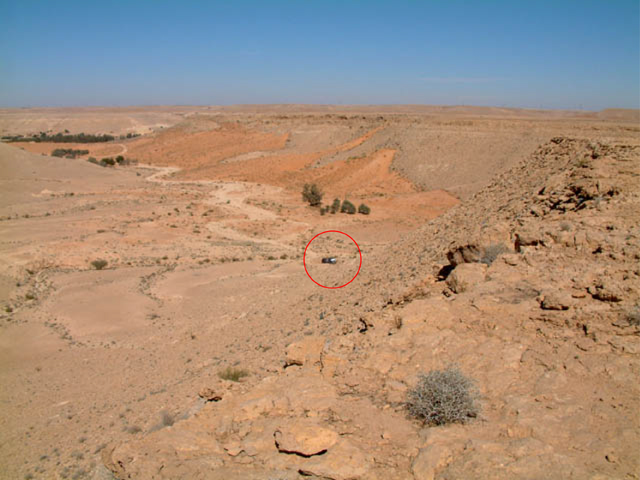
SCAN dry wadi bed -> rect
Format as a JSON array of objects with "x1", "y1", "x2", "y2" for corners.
[{"x1": 0, "y1": 106, "x2": 639, "y2": 479}]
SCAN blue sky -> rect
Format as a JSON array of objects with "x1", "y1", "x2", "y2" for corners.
[{"x1": 0, "y1": 0, "x2": 638, "y2": 109}]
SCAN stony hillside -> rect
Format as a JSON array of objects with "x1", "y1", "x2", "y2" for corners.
[{"x1": 102, "y1": 137, "x2": 640, "y2": 479}]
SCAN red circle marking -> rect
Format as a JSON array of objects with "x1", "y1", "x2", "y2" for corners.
[{"x1": 303, "y1": 230, "x2": 362, "y2": 289}]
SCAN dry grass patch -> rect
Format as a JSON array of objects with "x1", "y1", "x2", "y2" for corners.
[{"x1": 218, "y1": 366, "x2": 249, "y2": 382}]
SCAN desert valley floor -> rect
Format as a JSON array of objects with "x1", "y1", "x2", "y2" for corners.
[{"x1": 0, "y1": 105, "x2": 639, "y2": 479}]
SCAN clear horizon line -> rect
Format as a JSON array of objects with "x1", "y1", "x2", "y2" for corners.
[{"x1": 2, "y1": 102, "x2": 637, "y2": 113}]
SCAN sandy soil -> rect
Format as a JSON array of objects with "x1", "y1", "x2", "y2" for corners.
[{"x1": 0, "y1": 106, "x2": 638, "y2": 479}]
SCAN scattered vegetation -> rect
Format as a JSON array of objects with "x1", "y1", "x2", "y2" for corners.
[
  {"x1": 316, "y1": 197, "x2": 372, "y2": 216},
  {"x1": 88, "y1": 155, "x2": 137, "y2": 168},
  {"x1": 302, "y1": 183, "x2": 324, "y2": 207},
  {"x1": 218, "y1": 366, "x2": 249, "y2": 382},
  {"x1": 90, "y1": 259, "x2": 108, "y2": 270},
  {"x1": 480, "y1": 243, "x2": 509, "y2": 265},
  {"x1": 4, "y1": 132, "x2": 115, "y2": 143},
  {"x1": 340, "y1": 199, "x2": 356, "y2": 214},
  {"x1": 51, "y1": 148, "x2": 89, "y2": 158},
  {"x1": 358, "y1": 203, "x2": 371, "y2": 215},
  {"x1": 407, "y1": 367, "x2": 479, "y2": 426},
  {"x1": 119, "y1": 132, "x2": 141, "y2": 139}
]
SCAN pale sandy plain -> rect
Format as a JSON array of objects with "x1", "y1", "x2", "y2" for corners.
[{"x1": 0, "y1": 105, "x2": 639, "y2": 479}]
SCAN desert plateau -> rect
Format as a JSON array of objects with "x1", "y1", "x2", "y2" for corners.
[{"x1": 0, "y1": 105, "x2": 638, "y2": 479}]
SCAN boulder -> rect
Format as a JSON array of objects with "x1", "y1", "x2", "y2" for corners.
[
  {"x1": 540, "y1": 291, "x2": 573, "y2": 311},
  {"x1": 285, "y1": 336, "x2": 326, "y2": 368},
  {"x1": 198, "y1": 387, "x2": 222, "y2": 402},
  {"x1": 274, "y1": 420, "x2": 338, "y2": 456},
  {"x1": 298, "y1": 439, "x2": 373, "y2": 480},
  {"x1": 446, "y1": 263, "x2": 487, "y2": 293},
  {"x1": 515, "y1": 230, "x2": 546, "y2": 252},
  {"x1": 589, "y1": 281, "x2": 624, "y2": 302},
  {"x1": 446, "y1": 243, "x2": 481, "y2": 267}
]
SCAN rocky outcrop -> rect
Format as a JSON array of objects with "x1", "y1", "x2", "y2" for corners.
[
  {"x1": 446, "y1": 243, "x2": 482, "y2": 267},
  {"x1": 274, "y1": 420, "x2": 338, "y2": 456}
]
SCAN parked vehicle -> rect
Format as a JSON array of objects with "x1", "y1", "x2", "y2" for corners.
[{"x1": 322, "y1": 257, "x2": 337, "y2": 264}]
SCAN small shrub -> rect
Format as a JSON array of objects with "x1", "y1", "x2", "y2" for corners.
[
  {"x1": 480, "y1": 243, "x2": 509, "y2": 265},
  {"x1": 407, "y1": 367, "x2": 478, "y2": 426},
  {"x1": 70, "y1": 450, "x2": 84, "y2": 460},
  {"x1": 330, "y1": 198, "x2": 341, "y2": 214},
  {"x1": 161, "y1": 410, "x2": 174, "y2": 426},
  {"x1": 91, "y1": 259, "x2": 108, "y2": 270},
  {"x1": 148, "y1": 409, "x2": 175, "y2": 433},
  {"x1": 576, "y1": 158, "x2": 591, "y2": 168},
  {"x1": 340, "y1": 199, "x2": 356, "y2": 214},
  {"x1": 100, "y1": 157, "x2": 115, "y2": 167},
  {"x1": 302, "y1": 183, "x2": 323, "y2": 207},
  {"x1": 115, "y1": 155, "x2": 125, "y2": 164},
  {"x1": 72, "y1": 469, "x2": 87, "y2": 480},
  {"x1": 358, "y1": 203, "x2": 371, "y2": 215},
  {"x1": 218, "y1": 366, "x2": 249, "y2": 382},
  {"x1": 627, "y1": 306, "x2": 640, "y2": 326}
]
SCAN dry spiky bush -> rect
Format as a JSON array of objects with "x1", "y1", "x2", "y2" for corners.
[
  {"x1": 407, "y1": 367, "x2": 478, "y2": 425},
  {"x1": 479, "y1": 243, "x2": 509, "y2": 265}
]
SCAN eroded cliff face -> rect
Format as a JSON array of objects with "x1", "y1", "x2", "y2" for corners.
[{"x1": 103, "y1": 137, "x2": 640, "y2": 479}]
